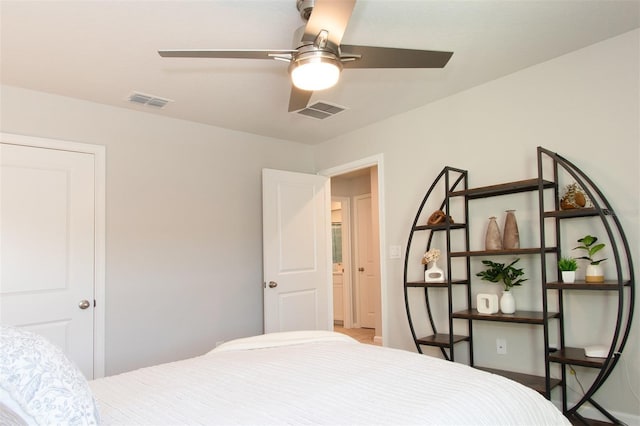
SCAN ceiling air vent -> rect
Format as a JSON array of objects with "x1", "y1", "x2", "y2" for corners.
[
  {"x1": 127, "y1": 92, "x2": 172, "y2": 109},
  {"x1": 296, "y1": 101, "x2": 346, "y2": 120}
]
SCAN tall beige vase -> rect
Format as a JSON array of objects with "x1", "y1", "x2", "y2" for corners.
[
  {"x1": 485, "y1": 216, "x2": 503, "y2": 250},
  {"x1": 503, "y1": 210, "x2": 520, "y2": 249}
]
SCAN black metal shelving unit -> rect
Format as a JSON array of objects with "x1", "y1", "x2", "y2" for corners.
[{"x1": 403, "y1": 146, "x2": 635, "y2": 425}]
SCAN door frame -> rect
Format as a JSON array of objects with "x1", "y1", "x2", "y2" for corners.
[
  {"x1": 353, "y1": 192, "x2": 375, "y2": 329},
  {"x1": 319, "y1": 154, "x2": 386, "y2": 346},
  {"x1": 1, "y1": 132, "x2": 106, "y2": 378},
  {"x1": 332, "y1": 196, "x2": 353, "y2": 328}
]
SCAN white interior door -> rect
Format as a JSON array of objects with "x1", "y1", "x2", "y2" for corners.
[
  {"x1": 0, "y1": 143, "x2": 96, "y2": 378},
  {"x1": 354, "y1": 194, "x2": 378, "y2": 329},
  {"x1": 262, "y1": 168, "x2": 332, "y2": 333}
]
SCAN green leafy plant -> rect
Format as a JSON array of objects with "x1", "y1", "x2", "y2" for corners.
[
  {"x1": 558, "y1": 257, "x2": 578, "y2": 272},
  {"x1": 476, "y1": 258, "x2": 527, "y2": 291},
  {"x1": 574, "y1": 235, "x2": 607, "y2": 265}
]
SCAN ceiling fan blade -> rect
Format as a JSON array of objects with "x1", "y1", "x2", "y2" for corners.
[
  {"x1": 340, "y1": 45, "x2": 453, "y2": 69},
  {"x1": 303, "y1": 0, "x2": 356, "y2": 48},
  {"x1": 288, "y1": 86, "x2": 313, "y2": 112},
  {"x1": 158, "y1": 49, "x2": 295, "y2": 59}
]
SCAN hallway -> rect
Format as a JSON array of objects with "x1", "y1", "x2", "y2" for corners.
[{"x1": 334, "y1": 326, "x2": 379, "y2": 346}]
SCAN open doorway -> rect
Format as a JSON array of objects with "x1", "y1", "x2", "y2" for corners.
[{"x1": 329, "y1": 166, "x2": 382, "y2": 346}]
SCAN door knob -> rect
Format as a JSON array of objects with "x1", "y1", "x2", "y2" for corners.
[
  {"x1": 358, "y1": 267, "x2": 365, "y2": 272},
  {"x1": 78, "y1": 300, "x2": 91, "y2": 310},
  {"x1": 268, "y1": 281, "x2": 278, "y2": 288}
]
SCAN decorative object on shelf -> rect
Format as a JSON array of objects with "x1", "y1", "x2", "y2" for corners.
[
  {"x1": 502, "y1": 209, "x2": 520, "y2": 249},
  {"x1": 422, "y1": 249, "x2": 445, "y2": 282},
  {"x1": 476, "y1": 293, "x2": 499, "y2": 314},
  {"x1": 558, "y1": 257, "x2": 578, "y2": 283},
  {"x1": 485, "y1": 216, "x2": 503, "y2": 250},
  {"x1": 427, "y1": 210, "x2": 454, "y2": 225},
  {"x1": 584, "y1": 344, "x2": 608, "y2": 358},
  {"x1": 560, "y1": 182, "x2": 589, "y2": 210},
  {"x1": 476, "y1": 259, "x2": 527, "y2": 314},
  {"x1": 574, "y1": 235, "x2": 607, "y2": 283},
  {"x1": 500, "y1": 291, "x2": 516, "y2": 314}
]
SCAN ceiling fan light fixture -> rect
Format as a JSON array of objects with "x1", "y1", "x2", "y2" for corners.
[{"x1": 289, "y1": 50, "x2": 342, "y2": 91}]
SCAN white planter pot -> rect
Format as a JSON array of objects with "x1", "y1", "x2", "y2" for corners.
[
  {"x1": 561, "y1": 271, "x2": 576, "y2": 283},
  {"x1": 500, "y1": 291, "x2": 516, "y2": 314},
  {"x1": 585, "y1": 264, "x2": 604, "y2": 283}
]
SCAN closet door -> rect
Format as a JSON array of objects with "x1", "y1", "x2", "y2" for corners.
[{"x1": 1, "y1": 143, "x2": 96, "y2": 378}]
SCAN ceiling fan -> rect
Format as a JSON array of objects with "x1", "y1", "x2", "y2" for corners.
[{"x1": 158, "y1": 0, "x2": 453, "y2": 113}]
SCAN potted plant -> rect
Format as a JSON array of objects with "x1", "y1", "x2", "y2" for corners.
[
  {"x1": 557, "y1": 257, "x2": 578, "y2": 283},
  {"x1": 574, "y1": 235, "x2": 607, "y2": 283},
  {"x1": 476, "y1": 259, "x2": 527, "y2": 314}
]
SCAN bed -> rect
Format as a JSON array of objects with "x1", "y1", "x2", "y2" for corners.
[{"x1": 1, "y1": 327, "x2": 570, "y2": 425}]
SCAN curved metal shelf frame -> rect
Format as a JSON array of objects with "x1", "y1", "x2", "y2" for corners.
[
  {"x1": 537, "y1": 147, "x2": 635, "y2": 423},
  {"x1": 403, "y1": 147, "x2": 635, "y2": 425},
  {"x1": 403, "y1": 166, "x2": 467, "y2": 360}
]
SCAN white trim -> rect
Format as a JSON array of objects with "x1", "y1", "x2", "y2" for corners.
[
  {"x1": 319, "y1": 154, "x2": 387, "y2": 346},
  {"x1": 0, "y1": 132, "x2": 106, "y2": 379},
  {"x1": 353, "y1": 193, "x2": 372, "y2": 329},
  {"x1": 331, "y1": 196, "x2": 353, "y2": 329}
]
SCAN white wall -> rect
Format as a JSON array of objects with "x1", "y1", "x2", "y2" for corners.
[
  {"x1": 0, "y1": 85, "x2": 315, "y2": 375},
  {"x1": 313, "y1": 30, "x2": 639, "y2": 419}
]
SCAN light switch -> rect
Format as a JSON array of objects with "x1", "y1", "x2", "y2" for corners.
[{"x1": 389, "y1": 245, "x2": 402, "y2": 259}]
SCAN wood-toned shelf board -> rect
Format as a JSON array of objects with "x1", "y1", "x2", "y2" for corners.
[
  {"x1": 406, "y1": 279, "x2": 469, "y2": 288},
  {"x1": 414, "y1": 223, "x2": 466, "y2": 231},
  {"x1": 546, "y1": 281, "x2": 629, "y2": 290},
  {"x1": 452, "y1": 309, "x2": 559, "y2": 324},
  {"x1": 476, "y1": 367, "x2": 561, "y2": 394},
  {"x1": 416, "y1": 334, "x2": 469, "y2": 348},
  {"x1": 543, "y1": 208, "x2": 600, "y2": 219},
  {"x1": 449, "y1": 178, "x2": 554, "y2": 199},
  {"x1": 406, "y1": 281, "x2": 448, "y2": 288},
  {"x1": 549, "y1": 347, "x2": 607, "y2": 368},
  {"x1": 450, "y1": 247, "x2": 556, "y2": 257}
]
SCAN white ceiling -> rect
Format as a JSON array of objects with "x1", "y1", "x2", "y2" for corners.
[{"x1": 1, "y1": 1, "x2": 638, "y2": 144}]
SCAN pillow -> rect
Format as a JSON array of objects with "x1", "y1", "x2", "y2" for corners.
[{"x1": 0, "y1": 326, "x2": 99, "y2": 425}]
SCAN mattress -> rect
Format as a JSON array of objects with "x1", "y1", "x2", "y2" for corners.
[{"x1": 90, "y1": 331, "x2": 569, "y2": 425}]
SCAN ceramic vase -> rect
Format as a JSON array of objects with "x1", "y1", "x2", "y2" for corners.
[
  {"x1": 502, "y1": 210, "x2": 520, "y2": 249},
  {"x1": 425, "y1": 261, "x2": 445, "y2": 283},
  {"x1": 561, "y1": 271, "x2": 576, "y2": 283},
  {"x1": 485, "y1": 216, "x2": 503, "y2": 251},
  {"x1": 500, "y1": 290, "x2": 516, "y2": 314},
  {"x1": 585, "y1": 264, "x2": 604, "y2": 283}
]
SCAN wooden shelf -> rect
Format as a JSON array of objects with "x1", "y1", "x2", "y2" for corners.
[
  {"x1": 546, "y1": 280, "x2": 630, "y2": 290},
  {"x1": 416, "y1": 333, "x2": 469, "y2": 348},
  {"x1": 406, "y1": 281, "x2": 448, "y2": 288},
  {"x1": 450, "y1": 247, "x2": 556, "y2": 257},
  {"x1": 476, "y1": 367, "x2": 561, "y2": 394},
  {"x1": 414, "y1": 223, "x2": 466, "y2": 231},
  {"x1": 406, "y1": 279, "x2": 468, "y2": 288},
  {"x1": 543, "y1": 208, "x2": 601, "y2": 219},
  {"x1": 449, "y1": 178, "x2": 554, "y2": 199},
  {"x1": 452, "y1": 309, "x2": 559, "y2": 324},
  {"x1": 549, "y1": 347, "x2": 607, "y2": 368}
]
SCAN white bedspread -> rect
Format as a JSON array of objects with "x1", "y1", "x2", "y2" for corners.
[{"x1": 90, "y1": 331, "x2": 569, "y2": 425}]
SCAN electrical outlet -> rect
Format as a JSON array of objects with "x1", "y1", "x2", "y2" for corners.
[
  {"x1": 389, "y1": 245, "x2": 402, "y2": 259},
  {"x1": 496, "y1": 338, "x2": 507, "y2": 354}
]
